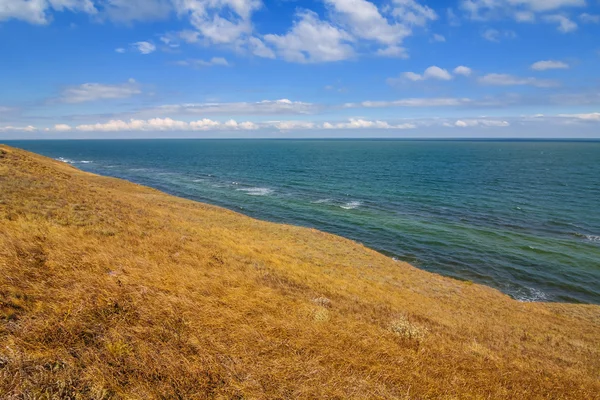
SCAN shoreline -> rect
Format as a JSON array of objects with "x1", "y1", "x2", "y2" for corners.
[
  {"x1": 4, "y1": 140, "x2": 599, "y2": 305},
  {"x1": 1, "y1": 144, "x2": 599, "y2": 398}
]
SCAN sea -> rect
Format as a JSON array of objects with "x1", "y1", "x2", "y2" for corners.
[{"x1": 6, "y1": 139, "x2": 600, "y2": 304}]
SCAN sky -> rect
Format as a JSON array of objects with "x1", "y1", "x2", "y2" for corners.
[{"x1": 1, "y1": 0, "x2": 600, "y2": 139}]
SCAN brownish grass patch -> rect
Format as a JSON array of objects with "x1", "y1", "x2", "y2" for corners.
[{"x1": 0, "y1": 144, "x2": 599, "y2": 399}]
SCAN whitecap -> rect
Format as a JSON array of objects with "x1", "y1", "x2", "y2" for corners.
[
  {"x1": 340, "y1": 201, "x2": 362, "y2": 210},
  {"x1": 312, "y1": 199, "x2": 332, "y2": 204},
  {"x1": 515, "y1": 287, "x2": 548, "y2": 302},
  {"x1": 237, "y1": 187, "x2": 274, "y2": 196},
  {"x1": 585, "y1": 235, "x2": 600, "y2": 242},
  {"x1": 79, "y1": 160, "x2": 93, "y2": 164},
  {"x1": 56, "y1": 157, "x2": 75, "y2": 164}
]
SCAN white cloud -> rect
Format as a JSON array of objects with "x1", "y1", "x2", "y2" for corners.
[
  {"x1": 322, "y1": 0, "x2": 436, "y2": 49},
  {"x1": 75, "y1": 118, "x2": 259, "y2": 132},
  {"x1": 132, "y1": 41, "x2": 157, "y2": 54},
  {"x1": 270, "y1": 121, "x2": 317, "y2": 130},
  {"x1": 150, "y1": 99, "x2": 319, "y2": 116},
  {"x1": 482, "y1": 28, "x2": 516, "y2": 42},
  {"x1": 543, "y1": 14, "x2": 578, "y2": 32},
  {"x1": 0, "y1": 0, "x2": 96, "y2": 25},
  {"x1": 478, "y1": 73, "x2": 558, "y2": 87},
  {"x1": 172, "y1": 0, "x2": 261, "y2": 45},
  {"x1": 393, "y1": 66, "x2": 453, "y2": 83},
  {"x1": 324, "y1": 0, "x2": 409, "y2": 46},
  {"x1": 452, "y1": 119, "x2": 510, "y2": 127},
  {"x1": 115, "y1": 48, "x2": 126, "y2": 53},
  {"x1": 57, "y1": 79, "x2": 142, "y2": 103},
  {"x1": 391, "y1": 0, "x2": 437, "y2": 27},
  {"x1": 248, "y1": 37, "x2": 276, "y2": 59},
  {"x1": 351, "y1": 98, "x2": 472, "y2": 108},
  {"x1": 453, "y1": 66, "x2": 472, "y2": 76},
  {"x1": 323, "y1": 118, "x2": 416, "y2": 129},
  {"x1": 0, "y1": 125, "x2": 36, "y2": 132},
  {"x1": 431, "y1": 33, "x2": 446, "y2": 42},
  {"x1": 530, "y1": 60, "x2": 569, "y2": 70},
  {"x1": 53, "y1": 124, "x2": 72, "y2": 131},
  {"x1": 264, "y1": 11, "x2": 354, "y2": 63},
  {"x1": 376, "y1": 45, "x2": 409, "y2": 58},
  {"x1": 461, "y1": 0, "x2": 585, "y2": 21},
  {"x1": 558, "y1": 112, "x2": 600, "y2": 121},
  {"x1": 579, "y1": 13, "x2": 600, "y2": 23},
  {"x1": 176, "y1": 57, "x2": 230, "y2": 67}
]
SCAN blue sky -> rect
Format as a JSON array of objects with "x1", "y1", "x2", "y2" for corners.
[{"x1": 1, "y1": 0, "x2": 600, "y2": 138}]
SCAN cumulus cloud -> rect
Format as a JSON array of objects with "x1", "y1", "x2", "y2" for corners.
[
  {"x1": 451, "y1": 119, "x2": 510, "y2": 128},
  {"x1": 172, "y1": 0, "x2": 261, "y2": 45},
  {"x1": 264, "y1": 11, "x2": 354, "y2": 63},
  {"x1": 558, "y1": 112, "x2": 600, "y2": 121},
  {"x1": 478, "y1": 73, "x2": 558, "y2": 87},
  {"x1": 376, "y1": 45, "x2": 409, "y2": 58},
  {"x1": 69, "y1": 117, "x2": 417, "y2": 132},
  {"x1": 393, "y1": 66, "x2": 453, "y2": 83},
  {"x1": 0, "y1": 0, "x2": 97, "y2": 25},
  {"x1": 57, "y1": 79, "x2": 142, "y2": 103},
  {"x1": 248, "y1": 37, "x2": 276, "y2": 59},
  {"x1": 132, "y1": 41, "x2": 157, "y2": 54},
  {"x1": 270, "y1": 121, "x2": 316, "y2": 130},
  {"x1": 323, "y1": 118, "x2": 416, "y2": 129},
  {"x1": 530, "y1": 60, "x2": 569, "y2": 70},
  {"x1": 175, "y1": 57, "x2": 230, "y2": 67},
  {"x1": 53, "y1": 124, "x2": 72, "y2": 131},
  {"x1": 0, "y1": 125, "x2": 36, "y2": 132},
  {"x1": 453, "y1": 66, "x2": 472, "y2": 76},
  {"x1": 543, "y1": 14, "x2": 578, "y2": 32},
  {"x1": 75, "y1": 118, "x2": 257, "y2": 132}
]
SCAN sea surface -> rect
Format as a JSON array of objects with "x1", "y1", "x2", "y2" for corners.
[{"x1": 6, "y1": 140, "x2": 600, "y2": 304}]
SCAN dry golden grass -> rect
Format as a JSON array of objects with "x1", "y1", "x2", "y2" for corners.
[{"x1": 0, "y1": 144, "x2": 599, "y2": 399}]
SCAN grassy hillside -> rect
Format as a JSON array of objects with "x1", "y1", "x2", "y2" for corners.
[{"x1": 0, "y1": 144, "x2": 599, "y2": 399}]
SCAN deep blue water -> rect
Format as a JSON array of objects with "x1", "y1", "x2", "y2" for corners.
[{"x1": 5, "y1": 140, "x2": 600, "y2": 304}]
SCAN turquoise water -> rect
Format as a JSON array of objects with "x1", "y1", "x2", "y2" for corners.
[{"x1": 6, "y1": 140, "x2": 600, "y2": 304}]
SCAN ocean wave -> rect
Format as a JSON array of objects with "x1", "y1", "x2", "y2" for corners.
[
  {"x1": 237, "y1": 187, "x2": 274, "y2": 196},
  {"x1": 312, "y1": 198, "x2": 332, "y2": 204},
  {"x1": 340, "y1": 201, "x2": 362, "y2": 210},
  {"x1": 514, "y1": 287, "x2": 548, "y2": 302},
  {"x1": 56, "y1": 157, "x2": 93, "y2": 164},
  {"x1": 572, "y1": 232, "x2": 600, "y2": 242}
]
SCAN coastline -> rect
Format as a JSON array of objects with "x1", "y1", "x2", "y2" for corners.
[{"x1": 1, "y1": 144, "x2": 599, "y2": 398}]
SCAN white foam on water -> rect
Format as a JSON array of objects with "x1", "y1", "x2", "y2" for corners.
[
  {"x1": 237, "y1": 187, "x2": 274, "y2": 196},
  {"x1": 585, "y1": 235, "x2": 600, "y2": 242},
  {"x1": 57, "y1": 158, "x2": 93, "y2": 164},
  {"x1": 515, "y1": 287, "x2": 549, "y2": 302},
  {"x1": 56, "y1": 157, "x2": 75, "y2": 164},
  {"x1": 312, "y1": 199, "x2": 332, "y2": 204},
  {"x1": 340, "y1": 201, "x2": 362, "y2": 210}
]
